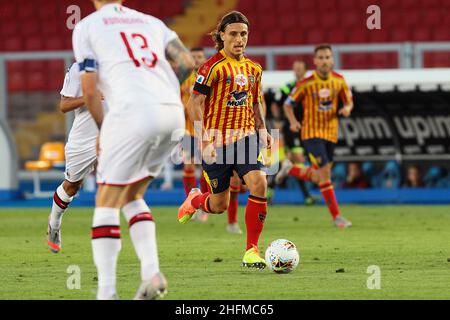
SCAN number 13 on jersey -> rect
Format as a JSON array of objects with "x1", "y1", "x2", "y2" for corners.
[{"x1": 120, "y1": 32, "x2": 158, "y2": 68}]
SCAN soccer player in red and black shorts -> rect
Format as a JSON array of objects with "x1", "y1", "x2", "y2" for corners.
[
  {"x1": 178, "y1": 11, "x2": 272, "y2": 268},
  {"x1": 280, "y1": 44, "x2": 353, "y2": 228}
]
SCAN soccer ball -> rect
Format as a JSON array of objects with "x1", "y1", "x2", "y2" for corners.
[{"x1": 265, "y1": 239, "x2": 300, "y2": 273}]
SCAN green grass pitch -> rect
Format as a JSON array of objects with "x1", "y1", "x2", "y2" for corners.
[{"x1": 0, "y1": 205, "x2": 449, "y2": 300}]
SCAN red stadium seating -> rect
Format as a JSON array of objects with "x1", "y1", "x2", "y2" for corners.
[
  {"x1": 1, "y1": 0, "x2": 187, "y2": 92},
  {"x1": 233, "y1": 0, "x2": 449, "y2": 69},
  {"x1": 1, "y1": 0, "x2": 449, "y2": 92}
]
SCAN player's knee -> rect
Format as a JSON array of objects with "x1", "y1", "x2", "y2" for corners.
[
  {"x1": 210, "y1": 197, "x2": 228, "y2": 213},
  {"x1": 64, "y1": 181, "x2": 82, "y2": 196},
  {"x1": 184, "y1": 163, "x2": 195, "y2": 172},
  {"x1": 249, "y1": 178, "x2": 267, "y2": 197},
  {"x1": 214, "y1": 201, "x2": 228, "y2": 213}
]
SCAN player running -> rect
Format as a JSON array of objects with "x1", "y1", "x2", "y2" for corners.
[
  {"x1": 73, "y1": 0, "x2": 194, "y2": 299},
  {"x1": 278, "y1": 44, "x2": 353, "y2": 228},
  {"x1": 46, "y1": 63, "x2": 108, "y2": 254},
  {"x1": 178, "y1": 11, "x2": 272, "y2": 269}
]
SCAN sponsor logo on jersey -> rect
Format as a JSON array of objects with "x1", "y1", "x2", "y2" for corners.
[
  {"x1": 319, "y1": 88, "x2": 331, "y2": 98},
  {"x1": 319, "y1": 100, "x2": 332, "y2": 111},
  {"x1": 227, "y1": 91, "x2": 247, "y2": 107},
  {"x1": 235, "y1": 74, "x2": 247, "y2": 87},
  {"x1": 211, "y1": 179, "x2": 218, "y2": 189},
  {"x1": 196, "y1": 75, "x2": 205, "y2": 84}
]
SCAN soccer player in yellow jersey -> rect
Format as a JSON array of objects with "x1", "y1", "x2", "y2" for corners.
[
  {"x1": 180, "y1": 49, "x2": 207, "y2": 194},
  {"x1": 178, "y1": 11, "x2": 272, "y2": 269},
  {"x1": 280, "y1": 44, "x2": 353, "y2": 228},
  {"x1": 180, "y1": 47, "x2": 211, "y2": 222}
]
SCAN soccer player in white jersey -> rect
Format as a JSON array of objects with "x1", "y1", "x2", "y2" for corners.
[
  {"x1": 72, "y1": 0, "x2": 194, "y2": 300},
  {"x1": 47, "y1": 62, "x2": 107, "y2": 254}
]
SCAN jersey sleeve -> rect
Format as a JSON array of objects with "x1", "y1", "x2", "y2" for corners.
[
  {"x1": 287, "y1": 81, "x2": 306, "y2": 105},
  {"x1": 339, "y1": 78, "x2": 353, "y2": 105},
  {"x1": 192, "y1": 62, "x2": 216, "y2": 96},
  {"x1": 60, "y1": 64, "x2": 81, "y2": 98},
  {"x1": 155, "y1": 18, "x2": 178, "y2": 47},
  {"x1": 72, "y1": 20, "x2": 98, "y2": 73},
  {"x1": 253, "y1": 70, "x2": 262, "y2": 105}
]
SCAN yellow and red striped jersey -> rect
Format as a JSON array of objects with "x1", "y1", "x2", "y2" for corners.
[
  {"x1": 180, "y1": 71, "x2": 197, "y2": 136},
  {"x1": 193, "y1": 49, "x2": 262, "y2": 145},
  {"x1": 288, "y1": 71, "x2": 352, "y2": 143}
]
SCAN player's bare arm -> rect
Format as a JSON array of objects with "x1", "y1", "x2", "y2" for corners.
[
  {"x1": 187, "y1": 93, "x2": 206, "y2": 138},
  {"x1": 338, "y1": 103, "x2": 354, "y2": 117},
  {"x1": 59, "y1": 96, "x2": 85, "y2": 113},
  {"x1": 188, "y1": 92, "x2": 215, "y2": 162},
  {"x1": 80, "y1": 72, "x2": 103, "y2": 129},
  {"x1": 283, "y1": 100, "x2": 301, "y2": 132},
  {"x1": 253, "y1": 101, "x2": 272, "y2": 149},
  {"x1": 165, "y1": 37, "x2": 195, "y2": 84}
]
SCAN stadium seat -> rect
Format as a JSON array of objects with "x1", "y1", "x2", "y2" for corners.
[
  {"x1": 411, "y1": 27, "x2": 432, "y2": 42},
  {"x1": 320, "y1": 14, "x2": 339, "y2": 30},
  {"x1": 318, "y1": 0, "x2": 337, "y2": 11},
  {"x1": 328, "y1": 29, "x2": 348, "y2": 44},
  {"x1": 24, "y1": 142, "x2": 65, "y2": 198},
  {"x1": 371, "y1": 52, "x2": 398, "y2": 69},
  {"x1": 422, "y1": 10, "x2": 442, "y2": 27},
  {"x1": 378, "y1": 161, "x2": 401, "y2": 189},
  {"x1": 331, "y1": 163, "x2": 347, "y2": 189},
  {"x1": 389, "y1": 28, "x2": 411, "y2": 42},
  {"x1": 351, "y1": 29, "x2": 369, "y2": 43},
  {"x1": 362, "y1": 161, "x2": 378, "y2": 188},
  {"x1": 401, "y1": 10, "x2": 421, "y2": 27},
  {"x1": 4, "y1": 38, "x2": 23, "y2": 51},
  {"x1": 265, "y1": 30, "x2": 285, "y2": 46},
  {"x1": 1, "y1": 19, "x2": 18, "y2": 37},
  {"x1": 432, "y1": 28, "x2": 450, "y2": 41},
  {"x1": 341, "y1": 10, "x2": 360, "y2": 28},
  {"x1": 423, "y1": 166, "x2": 445, "y2": 188},
  {"x1": 279, "y1": 12, "x2": 296, "y2": 30},
  {"x1": 284, "y1": 30, "x2": 305, "y2": 45},
  {"x1": 368, "y1": 30, "x2": 389, "y2": 43},
  {"x1": 306, "y1": 29, "x2": 326, "y2": 45},
  {"x1": 436, "y1": 172, "x2": 450, "y2": 188},
  {"x1": 24, "y1": 37, "x2": 43, "y2": 51}
]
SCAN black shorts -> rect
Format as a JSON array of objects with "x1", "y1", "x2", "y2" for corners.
[
  {"x1": 202, "y1": 134, "x2": 263, "y2": 194},
  {"x1": 302, "y1": 138, "x2": 336, "y2": 168},
  {"x1": 181, "y1": 135, "x2": 201, "y2": 164}
]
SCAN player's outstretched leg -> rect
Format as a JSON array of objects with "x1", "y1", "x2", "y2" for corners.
[
  {"x1": 192, "y1": 172, "x2": 210, "y2": 222},
  {"x1": 178, "y1": 188, "x2": 204, "y2": 224},
  {"x1": 122, "y1": 199, "x2": 167, "y2": 300},
  {"x1": 92, "y1": 207, "x2": 122, "y2": 300},
  {"x1": 47, "y1": 180, "x2": 80, "y2": 253}
]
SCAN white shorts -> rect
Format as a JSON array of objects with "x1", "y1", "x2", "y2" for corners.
[
  {"x1": 96, "y1": 104, "x2": 185, "y2": 186},
  {"x1": 64, "y1": 142, "x2": 97, "y2": 183}
]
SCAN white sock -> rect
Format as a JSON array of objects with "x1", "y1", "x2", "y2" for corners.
[
  {"x1": 49, "y1": 183, "x2": 74, "y2": 229},
  {"x1": 122, "y1": 199, "x2": 160, "y2": 281},
  {"x1": 92, "y1": 207, "x2": 121, "y2": 300}
]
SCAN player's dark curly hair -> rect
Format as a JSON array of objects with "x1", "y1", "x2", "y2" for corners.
[{"x1": 210, "y1": 11, "x2": 249, "y2": 50}]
